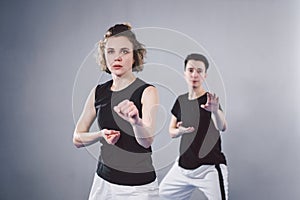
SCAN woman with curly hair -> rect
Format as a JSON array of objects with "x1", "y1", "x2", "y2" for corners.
[{"x1": 73, "y1": 23, "x2": 159, "y2": 200}]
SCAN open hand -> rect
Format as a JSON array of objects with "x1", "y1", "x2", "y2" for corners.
[{"x1": 176, "y1": 121, "x2": 195, "y2": 135}]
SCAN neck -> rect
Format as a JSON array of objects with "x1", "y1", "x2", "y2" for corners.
[
  {"x1": 188, "y1": 86, "x2": 206, "y2": 100},
  {"x1": 111, "y1": 73, "x2": 136, "y2": 91}
]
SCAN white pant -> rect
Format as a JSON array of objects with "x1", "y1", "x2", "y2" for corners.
[
  {"x1": 88, "y1": 173, "x2": 159, "y2": 200},
  {"x1": 159, "y1": 161, "x2": 228, "y2": 200}
]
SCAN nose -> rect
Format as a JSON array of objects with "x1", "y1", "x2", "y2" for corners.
[
  {"x1": 191, "y1": 70, "x2": 199, "y2": 77},
  {"x1": 114, "y1": 54, "x2": 122, "y2": 61}
]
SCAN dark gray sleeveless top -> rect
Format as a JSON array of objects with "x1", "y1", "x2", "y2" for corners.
[{"x1": 94, "y1": 78, "x2": 156, "y2": 185}]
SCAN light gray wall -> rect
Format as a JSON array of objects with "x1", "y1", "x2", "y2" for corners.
[{"x1": 1, "y1": 0, "x2": 299, "y2": 199}]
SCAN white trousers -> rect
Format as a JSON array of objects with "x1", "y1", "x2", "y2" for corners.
[
  {"x1": 159, "y1": 161, "x2": 228, "y2": 200},
  {"x1": 88, "y1": 173, "x2": 159, "y2": 200}
]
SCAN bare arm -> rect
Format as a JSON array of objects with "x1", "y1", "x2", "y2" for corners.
[
  {"x1": 73, "y1": 87, "x2": 100, "y2": 148},
  {"x1": 73, "y1": 87, "x2": 120, "y2": 148},
  {"x1": 114, "y1": 86, "x2": 159, "y2": 148},
  {"x1": 134, "y1": 86, "x2": 159, "y2": 148},
  {"x1": 211, "y1": 109, "x2": 227, "y2": 132}
]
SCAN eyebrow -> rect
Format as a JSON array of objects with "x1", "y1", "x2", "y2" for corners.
[
  {"x1": 106, "y1": 47, "x2": 131, "y2": 49},
  {"x1": 106, "y1": 47, "x2": 132, "y2": 51},
  {"x1": 187, "y1": 67, "x2": 202, "y2": 70}
]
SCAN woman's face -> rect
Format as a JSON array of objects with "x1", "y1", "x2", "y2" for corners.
[{"x1": 104, "y1": 36, "x2": 135, "y2": 76}]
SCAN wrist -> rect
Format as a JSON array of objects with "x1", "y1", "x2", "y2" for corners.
[
  {"x1": 212, "y1": 109, "x2": 219, "y2": 115},
  {"x1": 177, "y1": 127, "x2": 186, "y2": 137},
  {"x1": 131, "y1": 118, "x2": 143, "y2": 127},
  {"x1": 99, "y1": 129, "x2": 106, "y2": 138}
]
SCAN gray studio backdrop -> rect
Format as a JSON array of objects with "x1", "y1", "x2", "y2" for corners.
[{"x1": 1, "y1": 0, "x2": 299, "y2": 200}]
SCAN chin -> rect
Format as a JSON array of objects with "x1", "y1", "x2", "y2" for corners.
[
  {"x1": 190, "y1": 82, "x2": 199, "y2": 87},
  {"x1": 111, "y1": 70, "x2": 124, "y2": 76}
]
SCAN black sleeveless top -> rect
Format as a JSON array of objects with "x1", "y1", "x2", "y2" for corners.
[{"x1": 94, "y1": 78, "x2": 156, "y2": 185}]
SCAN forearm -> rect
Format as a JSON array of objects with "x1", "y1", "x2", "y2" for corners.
[
  {"x1": 132, "y1": 121, "x2": 154, "y2": 148},
  {"x1": 168, "y1": 116, "x2": 193, "y2": 138},
  {"x1": 212, "y1": 109, "x2": 227, "y2": 131},
  {"x1": 169, "y1": 127, "x2": 181, "y2": 138},
  {"x1": 73, "y1": 130, "x2": 103, "y2": 148}
]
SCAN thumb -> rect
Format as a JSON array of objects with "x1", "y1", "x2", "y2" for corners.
[
  {"x1": 176, "y1": 121, "x2": 183, "y2": 128},
  {"x1": 113, "y1": 106, "x2": 120, "y2": 113}
]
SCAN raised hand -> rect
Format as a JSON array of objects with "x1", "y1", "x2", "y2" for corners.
[
  {"x1": 113, "y1": 99, "x2": 142, "y2": 125},
  {"x1": 201, "y1": 93, "x2": 219, "y2": 113},
  {"x1": 102, "y1": 129, "x2": 120, "y2": 145}
]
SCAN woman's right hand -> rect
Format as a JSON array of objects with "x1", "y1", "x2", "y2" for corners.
[{"x1": 102, "y1": 129, "x2": 121, "y2": 145}]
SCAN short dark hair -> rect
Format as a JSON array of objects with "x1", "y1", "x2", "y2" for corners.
[
  {"x1": 184, "y1": 53, "x2": 209, "y2": 71},
  {"x1": 96, "y1": 23, "x2": 146, "y2": 74}
]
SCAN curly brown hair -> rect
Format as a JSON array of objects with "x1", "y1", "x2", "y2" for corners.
[{"x1": 96, "y1": 23, "x2": 146, "y2": 74}]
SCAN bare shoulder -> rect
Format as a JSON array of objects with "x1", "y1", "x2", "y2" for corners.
[
  {"x1": 87, "y1": 86, "x2": 97, "y2": 102},
  {"x1": 144, "y1": 85, "x2": 157, "y2": 95},
  {"x1": 81, "y1": 86, "x2": 97, "y2": 113},
  {"x1": 141, "y1": 85, "x2": 158, "y2": 102}
]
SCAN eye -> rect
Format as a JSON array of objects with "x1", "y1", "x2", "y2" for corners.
[
  {"x1": 121, "y1": 49, "x2": 130, "y2": 54},
  {"x1": 188, "y1": 68, "x2": 194, "y2": 73},
  {"x1": 196, "y1": 69, "x2": 203, "y2": 73},
  {"x1": 106, "y1": 49, "x2": 114, "y2": 54}
]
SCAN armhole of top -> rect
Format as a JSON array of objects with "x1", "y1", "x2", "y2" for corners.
[
  {"x1": 94, "y1": 84, "x2": 102, "y2": 112},
  {"x1": 140, "y1": 84, "x2": 154, "y2": 100}
]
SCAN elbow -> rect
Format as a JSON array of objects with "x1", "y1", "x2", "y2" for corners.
[
  {"x1": 220, "y1": 122, "x2": 227, "y2": 132},
  {"x1": 74, "y1": 142, "x2": 84, "y2": 148},
  {"x1": 139, "y1": 137, "x2": 153, "y2": 149},
  {"x1": 73, "y1": 134, "x2": 84, "y2": 148},
  {"x1": 73, "y1": 139, "x2": 83, "y2": 148},
  {"x1": 169, "y1": 128, "x2": 178, "y2": 138},
  {"x1": 144, "y1": 137, "x2": 154, "y2": 148},
  {"x1": 142, "y1": 144, "x2": 151, "y2": 149}
]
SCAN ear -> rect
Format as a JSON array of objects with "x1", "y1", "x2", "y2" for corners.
[{"x1": 183, "y1": 69, "x2": 188, "y2": 76}]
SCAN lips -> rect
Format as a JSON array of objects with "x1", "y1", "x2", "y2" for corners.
[{"x1": 112, "y1": 65, "x2": 123, "y2": 69}]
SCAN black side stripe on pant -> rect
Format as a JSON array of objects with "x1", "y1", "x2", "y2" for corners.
[{"x1": 215, "y1": 164, "x2": 226, "y2": 200}]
